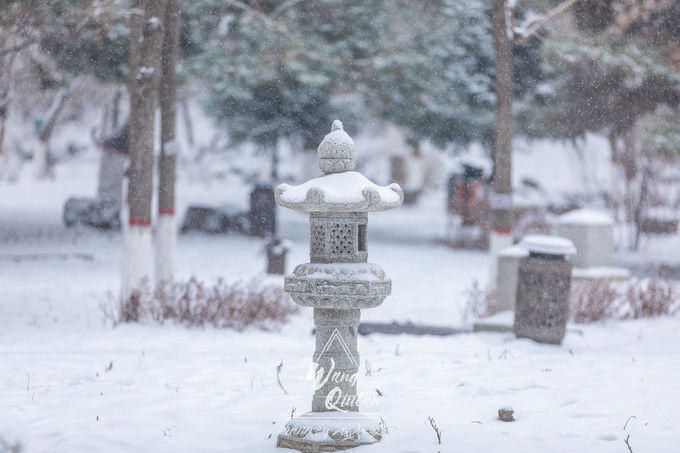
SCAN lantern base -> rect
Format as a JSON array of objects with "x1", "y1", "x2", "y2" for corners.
[{"x1": 277, "y1": 411, "x2": 384, "y2": 452}]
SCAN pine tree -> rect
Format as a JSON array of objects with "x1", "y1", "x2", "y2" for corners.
[
  {"x1": 188, "y1": 0, "x2": 381, "y2": 177},
  {"x1": 539, "y1": 0, "x2": 680, "y2": 248},
  {"x1": 190, "y1": 0, "x2": 543, "y2": 176},
  {"x1": 366, "y1": 0, "x2": 543, "y2": 149},
  {"x1": 0, "y1": 0, "x2": 128, "y2": 179}
]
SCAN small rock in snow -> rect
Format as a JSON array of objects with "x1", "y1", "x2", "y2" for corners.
[{"x1": 498, "y1": 407, "x2": 515, "y2": 422}]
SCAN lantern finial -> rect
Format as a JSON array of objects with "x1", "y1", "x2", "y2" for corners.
[{"x1": 317, "y1": 119, "x2": 355, "y2": 174}]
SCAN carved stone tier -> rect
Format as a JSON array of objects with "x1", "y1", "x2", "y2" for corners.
[{"x1": 285, "y1": 263, "x2": 391, "y2": 309}]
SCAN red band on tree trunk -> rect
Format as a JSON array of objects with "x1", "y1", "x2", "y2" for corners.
[
  {"x1": 492, "y1": 226, "x2": 511, "y2": 234},
  {"x1": 129, "y1": 217, "x2": 151, "y2": 226},
  {"x1": 158, "y1": 209, "x2": 175, "y2": 216}
]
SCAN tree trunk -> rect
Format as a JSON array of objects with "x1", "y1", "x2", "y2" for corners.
[
  {"x1": 632, "y1": 169, "x2": 649, "y2": 251},
  {"x1": 0, "y1": 44, "x2": 17, "y2": 180},
  {"x1": 111, "y1": 86, "x2": 123, "y2": 130},
  {"x1": 271, "y1": 145, "x2": 279, "y2": 180},
  {"x1": 127, "y1": 1, "x2": 144, "y2": 102},
  {"x1": 490, "y1": 0, "x2": 514, "y2": 283},
  {"x1": 33, "y1": 88, "x2": 70, "y2": 180},
  {"x1": 156, "y1": 0, "x2": 180, "y2": 286},
  {"x1": 122, "y1": 0, "x2": 166, "y2": 314},
  {"x1": 0, "y1": 39, "x2": 23, "y2": 181},
  {"x1": 180, "y1": 98, "x2": 199, "y2": 181},
  {"x1": 622, "y1": 123, "x2": 640, "y2": 249},
  {"x1": 121, "y1": 0, "x2": 144, "y2": 250}
]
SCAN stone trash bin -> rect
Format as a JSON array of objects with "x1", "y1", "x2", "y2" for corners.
[
  {"x1": 266, "y1": 238, "x2": 289, "y2": 275},
  {"x1": 250, "y1": 183, "x2": 277, "y2": 238},
  {"x1": 514, "y1": 235, "x2": 576, "y2": 345}
]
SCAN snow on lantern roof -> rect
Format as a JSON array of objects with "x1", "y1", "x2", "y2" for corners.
[
  {"x1": 275, "y1": 120, "x2": 404, "y2": 213},
  {"x1": 520, "y1": 234, "x2": 576, "y2": 257}
]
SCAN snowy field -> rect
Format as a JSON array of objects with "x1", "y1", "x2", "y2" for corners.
[{"x1": 2, "y1": 156, "x2": 680, "y2": 452}]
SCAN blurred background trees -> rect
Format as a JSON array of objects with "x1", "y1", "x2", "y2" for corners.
[
  {"x1": 1, "y1": 0, "x2": 680, "y2": 249},
  {"x1": 538, "y1": 0, "x2": 680, "y2": 247}
]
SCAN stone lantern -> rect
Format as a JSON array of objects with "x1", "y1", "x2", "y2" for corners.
[{"x1": 275, "y1": 120, "x2": 403, "y2": 451}]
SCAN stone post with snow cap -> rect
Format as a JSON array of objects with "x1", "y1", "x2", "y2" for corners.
[
  {"x1": 514, "y1": 234, "x2": 576, "y2": 345},
  {"x1": 275, "y1": 120, "x2": 403, "y2": 451},
  {"x1": 557, "y1": 208, "x2": 614, "y2": 269}
]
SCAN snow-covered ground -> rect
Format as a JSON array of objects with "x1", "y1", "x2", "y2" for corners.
[{"x1": 2, "y1": 148, "x2": 680, "y2": 452}]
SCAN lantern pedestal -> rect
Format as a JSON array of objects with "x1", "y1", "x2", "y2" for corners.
[{"x1": 277, "y1": 412, "x2": 384, "y2": 452}]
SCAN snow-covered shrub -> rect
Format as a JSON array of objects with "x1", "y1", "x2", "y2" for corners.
[
  {"x1": 624, "y1": 278, "x2": 679, "y2": 319},
  {"x1": 462, "y1": 281, "x2": 497, "y2": 321},
  {"x1": 117, "y1": 278, "x2": 298, "y2": 330},
  {"x1": 569, "y1": 278, "x2": 679, "y2": 323},
  {"x1": 569, "y1": 280, "x2": 620, "y2": 323},
  {"x1": 465, "y1": 277, "x2": 679, "y2": 324}
]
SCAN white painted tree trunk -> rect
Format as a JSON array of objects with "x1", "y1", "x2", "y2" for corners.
[
  {"x1": 489, "y1": 230, "x2": 514, "y2": 289},
  {"x1": 155, "y1": 213, "x2": 176, "y2": 285},
  {"x1": 156, "y1": 0, "x2": 181, "y2": 287},
  {"x1": 32, "y1": 140, "x2": 48, "y2": 180},
  {"x1": 121, "y1": 224, "x2": 152, "y2": 304}
]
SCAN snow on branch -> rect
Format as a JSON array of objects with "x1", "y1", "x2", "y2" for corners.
[
  {"x1": 512, "y1": 0, "x2": 582, "y2": 43},
  {"x1": 38, "y1": 88, "x2": 71, "y2": 142},
  {"x1": 147, "y1": 16, "x2": 162, "y2": 29},
  {"x1": 137, "y1": 66, "x2": 156, "y2": 80}
]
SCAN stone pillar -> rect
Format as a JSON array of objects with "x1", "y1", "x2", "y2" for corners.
[
  {"x1": 514, "y1": 235, "x2": 575, "y2": 345},
  {"x1": 312, "y1": 308, "x2": 360, "y2": 413}
]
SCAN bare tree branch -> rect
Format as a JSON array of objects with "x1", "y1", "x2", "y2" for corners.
[
  {"x1": 272, "y1": 0, "x2": 305, "y2": 19},
  {"x1": 0, "y1": 37, "x2": 38, "y2": 57}
]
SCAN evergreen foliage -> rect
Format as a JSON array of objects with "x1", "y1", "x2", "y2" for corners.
[
  {"x1": 539, "y1": 0, "x2": 680, "y2": 143},
  {"x1": 191, "y1": 0, "x2": 544, "y2": 151}
]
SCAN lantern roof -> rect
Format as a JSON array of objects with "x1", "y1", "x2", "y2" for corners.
[{"x1": 275, "y1": 120, "x2": 403, "y2": 213}]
